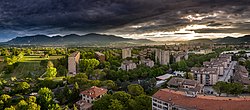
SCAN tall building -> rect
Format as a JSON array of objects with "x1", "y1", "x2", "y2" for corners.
[
  {"x1": 155, "y1": 49, "x2": 170, "y2": 65},
  {"x1": 122, "y1": 48, "x2": 131, "y2": 59},
  {"x1": 68, "y1": 51, "x2": 80, "y2": 75}
]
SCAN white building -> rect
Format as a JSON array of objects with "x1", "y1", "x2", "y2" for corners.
[
  {"x1": 155, "y1": 49, "x2": 170, "y2": 65},
  {"x1": 121, "y1": 60, "x2": 137, "y2": 71},
  {"x1": 122, "y1": 48, "x2": 132, "y2": 59}
]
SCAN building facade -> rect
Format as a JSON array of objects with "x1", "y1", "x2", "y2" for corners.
[
  {"x1": 121, "y1": 60, "x2": 137, "y2": 71},
  {"x1": 139, "y1": 58, "x2": 154, "y2": 68},
  {"x1": 155, "y1": 49, "x2": 170, "y2": 65},
  {"x1": 68, "y1": 51, "x2": 80, "y2": 75},
  {"x1": 122, "y1": 48, "x2": 132, "y2": 59},
  {"x1": 191, "y1": 67, "x2": 218, "y2": 85}
]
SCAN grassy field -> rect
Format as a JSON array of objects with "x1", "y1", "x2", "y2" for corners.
[{"x1": 1, "y1": 55, "x2": 64, "y2": 79}]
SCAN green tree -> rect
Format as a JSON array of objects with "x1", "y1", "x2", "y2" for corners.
[
  {"x1": 80, "y1": 59, "x2": 100, "y2": 71},
  {"x1": 213, "y1": 81, "x2": 227, "y2": 96},
  {"x1": 229, "y1": 83, "x2": 244, "y2": 96},
  {"x1": 127, "y1": 84, "x2": 144, "y2": 96},
  {"x1": 45, "y1": 61, "x2": 57, "y2": 77},
  {"x1": 16, "y1": 100, "x2": 28, "y2": 110},
  {"x1": 108, "y1": 99, "x2": 124, "y2": 110},
  {"x1": 132, "y1": 95, "x2": 152, "y2": 110},
  {"x1": 45, "y1": 67, "x2": 57, "y2": 77},
  {"x1": 38, "y1": 87, "x2": 54, "y2": 109},
  {"x1": 4, "y1": 106, "x2": 15, "y2": 110},
  {"x1": 17, "y1": 82, "x2": 30, "y2": 93},
  {"x1": 112, "y1": 91, "x2": 131, "y2": 105},
  {"x1": 102, "y1": 80, "x2": 116, "y2": 89},
  {"x1": 93, "y1": 95, "x2": 113, "y2": 110},
  {"x1": 0, "y1": 94, "x2": 11, "y2": 108}
]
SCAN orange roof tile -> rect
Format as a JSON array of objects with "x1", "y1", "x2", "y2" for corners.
[
  {"x1": 80, "y1": 86, "x2": 107, "y2": 98},
  {"x1": 153, "y1": 89, "x2": 250, "y2": 110}
]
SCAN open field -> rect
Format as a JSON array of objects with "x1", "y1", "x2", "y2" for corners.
[{"x1": 1, "y1": 55, "x2": 64, "y2": 79}]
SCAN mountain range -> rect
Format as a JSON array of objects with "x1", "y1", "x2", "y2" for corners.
[
  {"x1": 189, "y1": 35, "x2": 250, "y2": 44},
  {"x1": 3, "y1": 34, "x2": 250, "y2": 46},
  {"x1": 5, "y1": 33, "x2": 153, "y2": 46}
]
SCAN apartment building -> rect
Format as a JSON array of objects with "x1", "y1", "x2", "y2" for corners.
[
  {"x1": 203, "y1": 61, "x2": 224, "y2": 76},
  {"x1": 122, "y1": 48, "x2": 132, "y2": 59},
  {"x1": 68, "y1": 51, "x2": 80, "y2": 75},
  {"x1": 191, "y1": 67, "x2": 218, "y2": 85},
  {"x1": 139, "y1": 58, "x2": 154, "y2": 68},
  {"x1": 173, "y1": 51, "x2": 188, "y2": 62},
  {"x1": 155, "y1": 49, "x2": 170, "y2": 65},
  {"x1": 121, "y1": 60, "x2": 137, "y2": 71}
]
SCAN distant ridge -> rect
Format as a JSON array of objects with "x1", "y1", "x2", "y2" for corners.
[
  {"x1": 188, "y1": 35, "x2": 250, "y2": 44},
  {"x1": 5, "y1": 33, "x2": 153, "y2": 46}
]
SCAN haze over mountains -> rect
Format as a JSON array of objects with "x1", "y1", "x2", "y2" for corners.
[{"x1": 4, "y1": 33, "x2": 250, "y2": 46}]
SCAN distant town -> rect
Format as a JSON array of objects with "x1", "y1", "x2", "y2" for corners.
[{"x1": 1, "y1": 43, "x2": 250, "y2": 110}]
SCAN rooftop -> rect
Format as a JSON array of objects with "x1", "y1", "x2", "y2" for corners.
[
  {"x1": 156, "y1": 74, "x2": 174, "y2": 80},
  {"x1": 80, "y1": 86, "x2": 107, "y2": 98},
  {"x1": 153, "y1": 89, "x2": 250, "y2": 110},
  {"x1": 95, "y1": 52, "x2": 105, "y2": 56},
  {"x1": 69, "y1": 51, "x2": 80, "y2": 57}
]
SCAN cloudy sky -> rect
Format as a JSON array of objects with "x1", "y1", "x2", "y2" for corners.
[{"x1": 0, "y1": 0, "x2": 250, "y2": 42}]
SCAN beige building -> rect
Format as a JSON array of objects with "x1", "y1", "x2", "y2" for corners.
[
  {"x1": 155, "y1": 49, "x2": 170, "y2": 65},
  {"x1": 76, "y1": 86, "x2": 107, "y2": 110},
  {"x1": 121, "y1": 60, "x2": 137, "y2": 71},
  {"x1": 68, "y1": 51, "x2": 80, "y2": 75},
  {"x1": 122, "y1": 48, "x2": 131, "y2": 59},
  {"x1": 191, "y1": 67, "x2": 218, "y2": 85},
  {"x1": 139, "y1": 58, "x2": 154, "y2": 68}
]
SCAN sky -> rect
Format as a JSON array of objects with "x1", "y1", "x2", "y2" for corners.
[{"x1": 0, "y1": 0, "x2": 250, "y2": 42}]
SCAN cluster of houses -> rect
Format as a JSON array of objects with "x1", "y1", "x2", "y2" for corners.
[{"x1": 191, "y1": 54, "x2": 232, "y2": 85}]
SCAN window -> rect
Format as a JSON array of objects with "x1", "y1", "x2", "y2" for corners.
[
  {"x1": 153, "y1": 107, "x2": 157, "y2": 110},
  {"x1": 157, "y1": 100, "x2": 162, "y2": 104},
  {"x1": 153, "y1": 103, "x2": 157, "y2": 106},
  {"x1": 172, "y1": 107, "x2": 179, "y2": 110},
  {"x1": 163, "y1": 107, "x2": 168, "y2": 110},
  {"x1": 158, "y1": 105, "x2": 162, "y2": 108}
]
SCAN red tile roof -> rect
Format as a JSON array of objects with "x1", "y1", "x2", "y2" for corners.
[
  {"x1": 80, "y1": 86, "x2": 107, "y2": 98},
  {"x1": 152, "y1": 89, "x2": 250, "y2": 110}
]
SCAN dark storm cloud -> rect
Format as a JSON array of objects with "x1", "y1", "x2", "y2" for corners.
[{"x1": 0, "y1": 0, "x2": 250, "y2": 41}]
